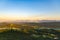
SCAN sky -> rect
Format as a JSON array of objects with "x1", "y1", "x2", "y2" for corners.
[{"x1": 0, "y1": 0, "x2": 60, "y2": 21}]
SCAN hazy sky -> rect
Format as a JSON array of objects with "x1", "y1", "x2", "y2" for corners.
[{"x1": 0, "y1": 0, "x2": 60, "y2": 21}]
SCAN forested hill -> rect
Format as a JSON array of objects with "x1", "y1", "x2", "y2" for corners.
[
  {"x1": 39, "y1": 22, "x2": 60, "y2": 28},
  {"x1": 22, "y1": 22, "x2": 60, "y2": 28}
]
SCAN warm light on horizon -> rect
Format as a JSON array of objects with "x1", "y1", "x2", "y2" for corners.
[{"x1": 0, "y1": 16, "x2": 60, "y2": 22}]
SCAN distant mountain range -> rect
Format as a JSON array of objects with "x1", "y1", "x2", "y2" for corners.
[
  {"x1": 12, "y1": 20, "x2": 60, "y2": 23},
  {"x1": 37, "y1": 20, "x2": 60, "y2": 23},
  {"x1": 0, "y1": 20, "x2": 60, "y2": 23}
]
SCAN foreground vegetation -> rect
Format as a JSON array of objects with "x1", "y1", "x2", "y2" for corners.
[
  {"x1": 0, "y1": 28, "x2": 60, "y2": 40},
  {"x1": 0, "y1": 22, "x2": 60, "y2": 40}
]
